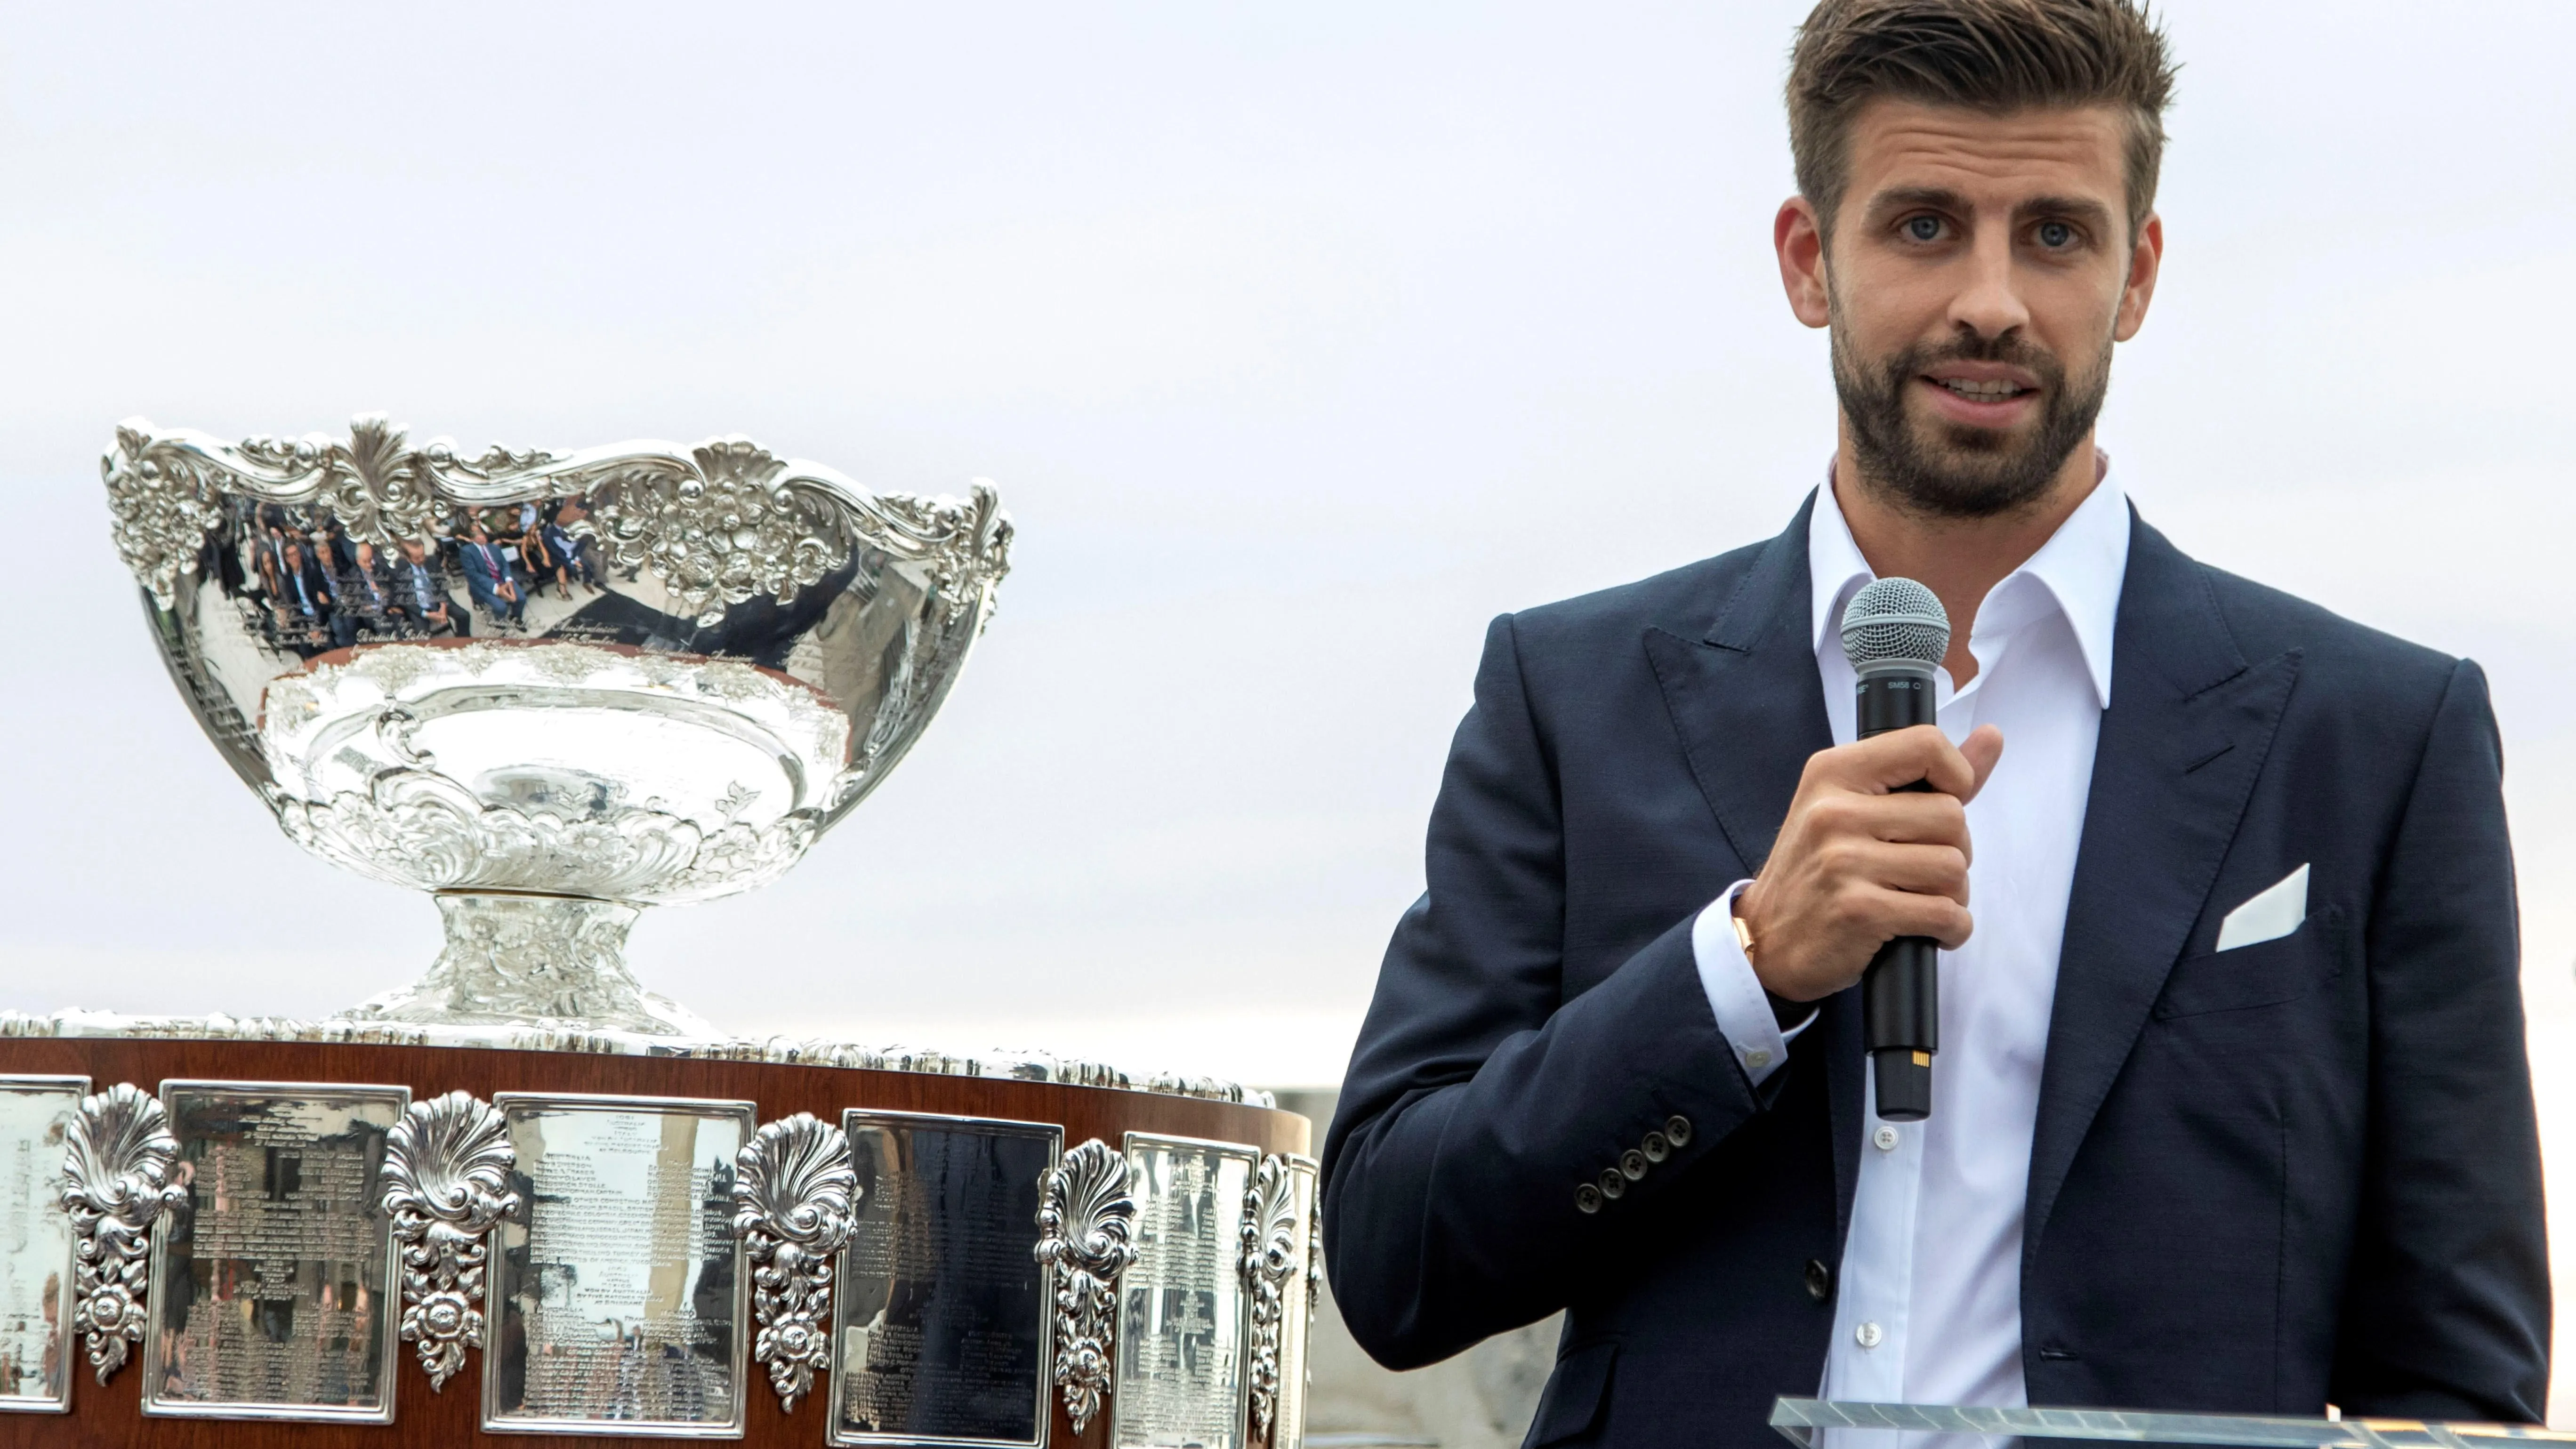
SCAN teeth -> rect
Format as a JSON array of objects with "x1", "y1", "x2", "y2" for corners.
[{"x1": 1940, "y1": 378, "x2": 2024, "y2": 398}]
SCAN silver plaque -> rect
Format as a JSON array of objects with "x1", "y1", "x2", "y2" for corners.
[
  {"x1": 484, "y1": 1093, "x2": 754, "y2": 1437},
  {"x1": 1263, "y1": 1157, "x2": 1318, "y2": 1449},
  {"x1": 0, "y1": 1077, "x2": 85, "y2": 1414},
  {"x1": 142, "y1": 1080, "x2": 408, "y2": 1423},
  {"x1": 830, "y1": 1111, "x2": 1062, "y2": 1449},
  {"x1": 1113, "y1": 1134, "x2": 1256, "y2": 1449}
]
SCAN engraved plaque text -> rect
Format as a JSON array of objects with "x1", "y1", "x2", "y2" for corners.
[
  {"x1": 0, "y1": 1078, "x2": 84, "y2": 1413},
  {"x1": 485, "y1": 1094, "x2": 752, "y2": 1437},
  {"x1": 1275, "y1": 1158, "x2": 1318, "y2": 1449},
  {"x1": 830, "y1": 1111, "x2": 1059, "y2": 1448},
  {"x1": 143, "y1": 1081, "x2": 406, "y2": 1422},
  {"x1": 1113, "y1": 1135, "x2": 1255, "y2": 1449}
]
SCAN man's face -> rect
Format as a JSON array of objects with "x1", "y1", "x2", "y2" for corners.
[{"x1": 1782, "y1": 100, "x2": 2160, "y2": 517}]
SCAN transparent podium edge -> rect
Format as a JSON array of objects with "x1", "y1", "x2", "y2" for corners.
[{"x1": 1772, "y1": 1398, "x2": 2575, "y2": 1449}]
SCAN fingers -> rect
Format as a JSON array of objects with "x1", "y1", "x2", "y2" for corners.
[
  {"x1": 1808, "y1": 724, "x2": 2005, "y2": 803},
  {"x1": 1957, "y1": 724, "x2": 2005, "y2": 802},
  {"x1": 1844, "y1": 881, "x2": 1976, "y2": 951}
]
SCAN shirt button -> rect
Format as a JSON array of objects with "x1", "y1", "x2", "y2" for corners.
[
  {"x1": 1856, "y1": 1321, "x2": 1884, "y2": 1349},
  {"x1": 1618, "y1": 1150, "x2": 1649, "y2": 1181},
  {"x1": 1664, "y1": 1115, "x2": 1693, "y2": 1147},
  {"x1": 1575, "y1": 1183, "x2": 1603, "y2": 1215},
  {"x1": 1873, "y1": 1124, "x2": 1900, "y2": 1152},
  {"x1": 1640, "y1": 1130, "x2": 1671, "y2": 1162},
  {"x1": 1746, "y1": 1048, "x2": 1772, "y2": 1071},
  {"x1": 1804, "y1": 1259, "x2": 1832, "y2": 1303}
]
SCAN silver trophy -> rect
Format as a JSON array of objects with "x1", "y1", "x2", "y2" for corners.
[{"x1": 103, "y1": 414, "x2": 1010, "y2": 1036}]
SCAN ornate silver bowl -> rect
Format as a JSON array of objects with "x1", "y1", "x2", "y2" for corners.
[{"x1": 105, "y1": 415, "x2": 1010, "y2": 1036}]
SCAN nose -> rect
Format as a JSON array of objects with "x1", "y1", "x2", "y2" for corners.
[{"x1": 1948, "y1": 219, "x2": 2031, "y2": 342}]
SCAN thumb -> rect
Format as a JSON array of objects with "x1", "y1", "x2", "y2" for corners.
[{"x1": 1956, "y1": 724, "x2": 2005, "y2": 802}]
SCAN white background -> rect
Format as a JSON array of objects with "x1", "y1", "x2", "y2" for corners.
[{"x1": 3, "y1": 0, "x2": 2572, "y2": 1418}]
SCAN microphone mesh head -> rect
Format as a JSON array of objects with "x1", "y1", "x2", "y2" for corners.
[{"x1": 1840, "y1": 576, "x2": 1951, "y2": 669}]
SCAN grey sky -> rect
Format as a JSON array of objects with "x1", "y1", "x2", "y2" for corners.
[{"x1": 3, "y1": 0, "x2": 2572, "y2": 1401}]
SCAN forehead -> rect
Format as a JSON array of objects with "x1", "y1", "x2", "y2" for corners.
[{"x1": 1844, "y1": 98, "x2": 2127, "y2": 208}]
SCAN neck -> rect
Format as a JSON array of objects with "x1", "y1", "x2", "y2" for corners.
[{"x1": 1831, "y1": 427, "x2": 2101, "y2": 687}]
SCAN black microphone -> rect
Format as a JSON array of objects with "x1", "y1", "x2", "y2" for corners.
[{"x1": 1839, "y1": 577, "x2": 1952, "y2": 1123}]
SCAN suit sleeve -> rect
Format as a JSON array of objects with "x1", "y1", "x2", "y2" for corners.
[
  {"x1": 1318, "y1": 613, "x2": 1781, "y2": 1370},
  {"x1": 2331, "y1": 658, "x2": 2551, "y2": 1421}
]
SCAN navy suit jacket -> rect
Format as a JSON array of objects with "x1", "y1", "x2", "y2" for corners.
[{"x1": 1321, "y1": 497, "x2": 2547, "y2": 1447}]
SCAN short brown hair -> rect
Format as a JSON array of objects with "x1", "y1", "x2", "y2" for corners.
[{"x1": 1787, "y1": 0, "x2": 2177, "y2": 238}]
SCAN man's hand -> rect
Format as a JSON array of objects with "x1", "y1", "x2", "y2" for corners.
[{"x1": 1735, "y1": 724, "x2": 2004, "y2": 1004}]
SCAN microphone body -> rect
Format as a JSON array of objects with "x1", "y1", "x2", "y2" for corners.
[
  {"x1": 1855, "y1": 660, "x2": 1939, "y2": 1122},
  {"x1": 1837, "y1": 575, "x2": 1954, "y2": 1124}
]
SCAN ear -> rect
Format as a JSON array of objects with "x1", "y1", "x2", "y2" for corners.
[
  {"x1": 1776, "y1": 196, "x2": 1832, "y2": 329},
  {"x1": 2114, "y1": 211, "x2": 2162, "y2": 341}
]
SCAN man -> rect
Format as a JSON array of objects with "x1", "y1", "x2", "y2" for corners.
[
  {"x1": 458, "y1": 522, "x2": 524, "y2": 628},
  {"x1": 1320, "y1": 3, "x2": 2547, "y2": 1446},
  {"x1": 272, "y1": 538, "x2": 333, "y2": 652},
  {"x1": 331, "y1": 540, "x2": 393, "y2": 649},
  {"x1": 389, "y1": 537, "x2": 469, "y2": 638}
]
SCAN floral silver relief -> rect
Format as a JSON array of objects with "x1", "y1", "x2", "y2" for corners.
[
  {"x1": 57, "y1": 1083, "x2": 185, "y2": 1386},
  {"x1": 1034, "y1": 1138, "x2": 1138, "y2": 1436},
  {"x1": 733, "y1": 1113, "x2": 859, "y2": 1414},
  {"x1": 380, "y1": 1090, "x2": 519, "y2": 1391},
  {"x1": 102, "y1": 414, "x2": 1011, "y2": 1035},
  {"x1": 1241, "y1": 1155, "x2": 1303, "y2": 1443}
]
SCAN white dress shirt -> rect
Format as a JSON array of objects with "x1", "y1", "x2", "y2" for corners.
[{"x1": 1691, "y1": 461, "x2": 2132, "y2": 1428}]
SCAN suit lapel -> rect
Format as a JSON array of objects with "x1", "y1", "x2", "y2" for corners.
[
  {"x1": 2023, "y1": 513, "x2": 2302, "y2": 1264},
  {"x1": 1643, "y1": 491, "x2": 1863, "y2": 1238}
]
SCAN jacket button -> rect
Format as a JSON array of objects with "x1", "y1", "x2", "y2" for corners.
[
  {"x1": 1805, "y1": 1258, "x2": 1832, "y2": 1303},
  {"x1": 1640, "y1": 1130, "x2": 1671, "y2": 1162},
  {"x1": 1664, "y1": 1114, "x2": 1693, "y2": 1147},
  {"x1": 1618, "y1": 1149, "x2": 1648, "y2": 1181},
  {"x1": 1597, "y1": 1168, "x2": 1626, "y2": 1200},
  {"x1": 1576, "y1": 1183, "x2": 1603, "y2": 1214}
]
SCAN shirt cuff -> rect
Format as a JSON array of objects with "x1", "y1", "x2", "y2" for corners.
[{"x1": 1691, "y1": 880, "x2": 1817, "y2": 1087}]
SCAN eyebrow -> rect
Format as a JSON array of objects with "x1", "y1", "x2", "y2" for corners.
[{"x1": 1863, "y1": 186, "x2": 2117, "y2": 231}]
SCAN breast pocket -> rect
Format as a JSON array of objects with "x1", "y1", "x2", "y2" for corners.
[{"x1": 2154, "y1": 904, "x2": 2346, "y2": 1020}]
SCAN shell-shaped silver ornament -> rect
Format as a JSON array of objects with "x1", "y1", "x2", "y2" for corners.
[
  {"x1": 1034, "y1": 1139, "x2": 1138, "y2": 1436},
  {"x1": 59, "y1": 1083, "x2": 186, "y2": 1386},
  {"x1": 381, "y1": 1091, "x2": 519, "y2": 1390},
  {"x1": 733, "y1": 1113, "x2": 858, "y2": 1414}
]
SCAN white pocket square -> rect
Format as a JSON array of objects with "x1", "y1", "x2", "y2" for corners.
[{"x1": 2215, "y1": 863, "x2": 2309, "y2": 952}]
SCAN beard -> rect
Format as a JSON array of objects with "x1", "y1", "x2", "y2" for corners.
[{"x1": 1829, "y1": 306, "x2": 2113, "y2": 520}]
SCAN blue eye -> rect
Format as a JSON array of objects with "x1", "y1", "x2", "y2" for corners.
[
  {"x1": 1906, "y1": 216, "x2": 1941, "y2": 242},
  {"x1": 2037, "y1": 221, "x2": 2075, "y2": 248}
]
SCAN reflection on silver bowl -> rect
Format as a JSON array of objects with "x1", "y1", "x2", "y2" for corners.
[{"x1": 105, "y1": 414, "x2": 1010, "y2": 1035}]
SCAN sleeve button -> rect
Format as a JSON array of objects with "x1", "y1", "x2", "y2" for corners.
[
  {"x1": 1576, "y1": 1183, "x2": 1603, "y2": 1214},
  {"x1": 1619, "y1": 1149, "x2": 1648, "y2": 1181},
  {"x1": 1664, "y1": 1114, "x2": 1693, "y2": 1147},
  {"x1": 1597, "y1": 1168, "x2": 1627, "y2": 1200},
  {"x1": 1640, "y1": 1130, "x2": 1671, "y2": 1162}
]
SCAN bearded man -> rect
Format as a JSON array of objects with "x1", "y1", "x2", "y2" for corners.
[{"x1": 1319, "y1": 3, "x2": 2549, "y2": 1446}]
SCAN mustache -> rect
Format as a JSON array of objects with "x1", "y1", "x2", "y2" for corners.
[{"x1": 1885, "y1": 332, "x2": 2067, "y2": 386}]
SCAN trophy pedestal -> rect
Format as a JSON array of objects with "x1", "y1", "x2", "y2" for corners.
[{"x1": 0, "y1": 1030, "x2": 1312, "y2": 1448}]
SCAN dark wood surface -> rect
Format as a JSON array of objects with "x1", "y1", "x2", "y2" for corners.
[{"x1": 0, "y1": 1036, "x2": 1311, "y2": 1448}]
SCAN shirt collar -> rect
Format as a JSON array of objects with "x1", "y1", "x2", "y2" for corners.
[{"x1": 1806, "y1": 454, "x2": 2131, "y2": 707}]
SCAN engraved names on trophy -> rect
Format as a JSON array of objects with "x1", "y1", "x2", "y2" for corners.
[
  {"x1": 1114, "y1": 1134, "x2": 1256, "y2": 1449},
  {"x1": 0, "y1": 1078, "x2": 84, "y2": 1413},
  {"x1": 830, "y1": 1111, "x2": 1061, "y2": 1448},
  {"x1": 143, "y1": 1081, "x2": 406, "y2": 1423},
  {"x1": 1272, "y1": 1157, "x2": 1318, "y2": 1449},
  {"x1": 485, "y1": 1094, "x2": 753, "y2": 1436}
]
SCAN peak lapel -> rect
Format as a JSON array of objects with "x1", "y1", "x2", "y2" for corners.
[
  {"x1": 2023, "y1": 513, "x2": 2302, "y2": 1264},
  {"x1": 1643, "y1": 491, "x2": 1861, "y2": 1235}
]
